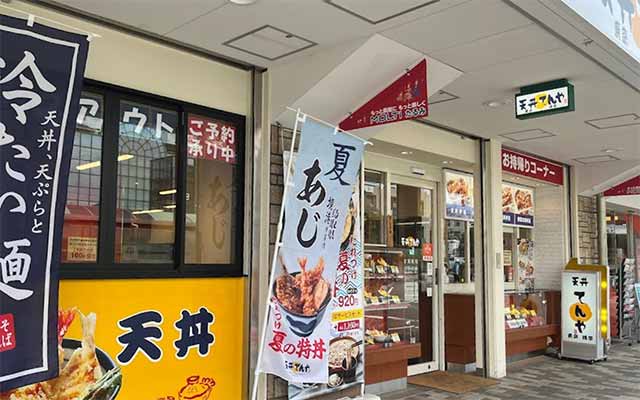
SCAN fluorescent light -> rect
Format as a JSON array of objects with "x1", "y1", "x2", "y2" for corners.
[
  {"x1": 164, "y1": 204, "x2": 176, "y2": 209},
  {"x1": 132, "y1": 209, "x2": 164, "y2": 215},
  {"x1": 75, "y1": 154, "x2": 134, "y2": 171},
  {"x1": 118, "y1": 154, "x2": 134, "y2": 161},
  {"x1": 159, "y1": 189, "x2": 177, "y2": 196},
  {"x1": 76, "y1": 161, "x2": 101, "y2": 171}
]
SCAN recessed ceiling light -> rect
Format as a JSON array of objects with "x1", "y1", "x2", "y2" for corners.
[
  {"x1": 442, "y1": 160, "x2": 453, "y2": 164},
  {"x1": 601, "y1": 148, "x2": 620, "y2": 153},
  {"x1": 229, "y1": 0, "x2": 257, "y2": 4},
  {"x1": 483, "y1": 98, "x2": 511, "y2": 108},
  {"x1": 401, "y1": 151, "x2": 413, "y2": 155}
]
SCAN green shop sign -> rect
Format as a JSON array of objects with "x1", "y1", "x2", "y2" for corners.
[{"x1": 515, "y1": 79, "x2": 575, "y2": 120}]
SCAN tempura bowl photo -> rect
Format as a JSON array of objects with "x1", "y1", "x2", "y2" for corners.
[
  {"x1": 273, "y1": 271, "x2": 332, "y2": 337},
  {"x1": 62, "y1": 339, "x2": 122, "y2": 400}
]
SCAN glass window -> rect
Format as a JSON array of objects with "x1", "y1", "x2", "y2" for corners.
[
  {"x1": 62, "y1": 92, "x2": 104, "y2": 263},
  {"x1": 445, "y1": 220, "x2": 468, "y2": 283},
  {"x1": 364, "y1": 170, "x2": 385, "y2": 245},
  {"x1": 184, "y1": 113, "x2": 241, "y2": 264},
  {"x1": 116, "y1": 100, "x2": 178, "y2": 264}
]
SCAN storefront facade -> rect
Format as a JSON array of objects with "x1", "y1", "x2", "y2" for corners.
[{"x1": 0, "y1": 2, "x2": 265, "y2": 399}]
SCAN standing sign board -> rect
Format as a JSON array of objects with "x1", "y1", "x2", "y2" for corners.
[
  {"x1": 515, "y1": 79, "x2": 574, "y2": 120},
  {"x1": 443, "y1": 170, "x2": 474, "y2": 221},
  {"x1": 339, "y1": 59, "x2": 428, "y2": 131},
  {"x1": 560, "y1": 260, "x2": 608, "y2": 363},
  {"x1": 0, "y1": 15, "x2": 89, "y2": 391},
  {"x1": 502, "y1": 148, "x2": 564, "y2": 186},
  {"x1": 257, "y1": 118, "x2": 364, "y2": 384}
]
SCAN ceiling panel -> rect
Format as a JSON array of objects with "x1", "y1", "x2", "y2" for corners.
[
  {"x1": 326, "y1": 0, "x2": 440, "y2": 24},
  {"x1": 429, "y1": 24, "x2": 566, "y2": 72},
  {"x1": 384, "y1": 0, "x2": 532, "y2": 53},
  {"x1": 54, "y1": 0, "x2": 227, "y2": 34}
]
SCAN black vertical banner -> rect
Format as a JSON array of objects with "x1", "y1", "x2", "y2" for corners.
[{"x1": 0, "y1": 14, "x2": 89, "y2": 391}]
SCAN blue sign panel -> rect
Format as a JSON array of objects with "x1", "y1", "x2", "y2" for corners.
[{"x1": 0, "y1": 15, "x2": 89, "y2": 391}]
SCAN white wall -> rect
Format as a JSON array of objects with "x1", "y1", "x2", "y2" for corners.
[
  {"x1": 7, "y1": 1, "x2": 252, "y2": 116},
  {"x1": 533, "y1": 185, "x2": 568, "y2": 290}
]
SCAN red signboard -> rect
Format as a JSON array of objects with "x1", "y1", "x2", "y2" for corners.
[
  {"x1": 187, "y1": 114, "x2": 237, "y2": 164},
  {"x1": 339, "y1": 59, "x2": 428, "y2": 131},
  {"x1": 604, "y1": 175, "x2": 640, "y2": 196},
  {"x1": 501, "y1": 148, "x2": 564, "y2": 185}
]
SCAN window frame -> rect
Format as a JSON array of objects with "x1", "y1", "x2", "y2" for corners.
[{"x1": 61, "y1": 79, "x2": 246, "y2": 279}]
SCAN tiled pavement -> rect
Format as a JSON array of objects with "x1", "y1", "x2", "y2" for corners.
[{"x1": 381, "y1": 344, "x2": 640, "y2": 400}]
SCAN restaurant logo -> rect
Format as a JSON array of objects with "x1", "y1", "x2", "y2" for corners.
[
  {"x1": 515, "y1": 79, "x2": 574, "y2": 120},
  {"x1": 158, "y1": 375, "x2": 216, "y2": 400}
]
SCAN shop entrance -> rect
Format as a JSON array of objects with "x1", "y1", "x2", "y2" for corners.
[{"x1": 364, "y1": 170, "x2": 440, "y2": 382}]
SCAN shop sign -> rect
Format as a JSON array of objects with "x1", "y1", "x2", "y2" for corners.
[
  {"x1": 562, "y1": 272, "x2": 597, "y2": 344},
  {"x1": 289, "y1": 188, "x2": 365, "y2": 399},
  {"x1": 339, "y1": 59, "x2": 428, "y2": 131},
  {"x1": 444, "y1": 170, "x2": 474, "y2": 222},
  {"x1": 603, "y1": 175, "x2": 640, "y2": 196},
  {"x1": 258, "y1": 119, "x2": 364, "y2": 383},
  {"x1": 502, "y1": 148, "x2": 564, "y2": 185},
  {"x1": 422, "y1": 243, "x2": 433, "y2": 262},
  {"x1": 120, "y1": 104, "x2": 177, "y2": 143},
  {"x1": 560, "y1": 0, "x2": 640, "y2": 63},
  {"x1": 515, "y1": 79, "x2": 574, "y2": 120},
  {"x1": 0, "y1": 15, "x2": 89, "y2": 391},
  {"x1": 502, "y1": 183, "x2": 535, "y2": 228},
  {"x1": 187, "y1": 114, "x2": 237, "y2": 164},
  {"x1": 1, "y1": 277, "x2": 246, "y2": 398}
]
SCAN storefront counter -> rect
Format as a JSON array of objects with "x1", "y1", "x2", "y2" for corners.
[
  {"x1": 364, "y1": 342, "x2": 421, "y2": 384},
  {"x1": 504, "y1": 290, "x2": 561, "y2": 358}
]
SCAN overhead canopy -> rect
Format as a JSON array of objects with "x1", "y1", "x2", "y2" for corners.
[{"x1": 273, "y1": 34, "x2": 463, "y2": 137}]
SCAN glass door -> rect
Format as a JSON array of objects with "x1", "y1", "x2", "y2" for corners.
[{"x1": 390, "y1": 176, "x2": 438, "y2": 373}]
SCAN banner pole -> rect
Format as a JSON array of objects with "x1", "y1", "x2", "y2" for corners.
[
  {"x1": 285, "y1": 107, "x2": 372, "y2": 146},
  {"x1": 251, "y1": 109, "x2": 304, "y2": 400},
  {"x1": 359, "y1": 160, "x2": 366, "y2": 400}
]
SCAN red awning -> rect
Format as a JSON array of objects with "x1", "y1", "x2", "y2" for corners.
[{"x1": 604, "y1": 175, "x2": 640, "y2": 197}]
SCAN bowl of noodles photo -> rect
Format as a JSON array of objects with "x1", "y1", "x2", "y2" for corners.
[
  {"x1": 0, "y1": 309, "x2": 122, "y2": 400},
  {"x1": 273, "y1": 256, "x2": 331, "y2": 337},
  {"x1": 328, "y1": 337, "x2": 361, "y2": 388}
]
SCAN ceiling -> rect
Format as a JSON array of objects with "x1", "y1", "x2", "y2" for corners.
[{"x1": 40, "y1": 0, "x2": 640, "y2": 189}]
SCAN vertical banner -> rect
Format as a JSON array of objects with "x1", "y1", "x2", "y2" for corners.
[
  {"x1": 258, "y1": 119, "x2": 364, "y2": 383},
  {"x1": 0, "y1": 15, "x2": 89, "y2": 391},
  {"x1": 289, "y1": 183, "x2": 364, "y2": 399}
]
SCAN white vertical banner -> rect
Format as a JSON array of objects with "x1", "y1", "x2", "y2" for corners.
[{"x1": 256, "y1": 117, "x2": 365, "y2": 384}]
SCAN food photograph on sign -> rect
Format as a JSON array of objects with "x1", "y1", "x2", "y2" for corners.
[
  {"x1": 1, "y1": 309, "x2": 121, "y2": 400},
  {"x1": 444, "y1": 170, "x2": 474, "y2": 221},
  {"x1": 502, "y1": 183, "x2": 534, "y2": 227}
]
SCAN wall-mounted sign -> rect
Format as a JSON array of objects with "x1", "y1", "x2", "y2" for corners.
[
  {"x1": 515, "y1": 79, "x2": 574, "y2": 120},
  {"x1": 502, "y1": 148, "x2": 564, "y2": 185},
  {"x1": 444, "y1": 170, "x2": 474, "y2": 222},
  {"x1": 604, "y1": 175, "x2": 640, "y2": 196},
  {"x1": 502, "y1": 183, "x2": 534, "y2": 228},
  {"x1": 187, "y1": 114, "x2": 237, "y2": 164},
  {"x1": 339, "y1": 59, "x2": 428, "y2": 131},
  {"x1": 560, "y1": 0, "x2": 640, "y2": 64}
]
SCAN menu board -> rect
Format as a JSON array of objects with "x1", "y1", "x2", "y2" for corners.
[
  {"x1": 444, "y1": 170, "x2": 474, "y2": 221},
  {"x1": 502, "y1": 183, "x2": 534, "y2": 227},
  {"x1": 517, "y1": 238, "x2": 535, "y2": 291}
]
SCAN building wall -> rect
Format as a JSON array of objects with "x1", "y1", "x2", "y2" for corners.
[
  {"x1": 578, "y1": 195, "x2": 600, "y2": 265},
  {"x1": 533, "y1": 185, "x2": 567, "y2": 290},
  {"x1": 9, "y1": 1, "x2": 252, "y2": 115}
]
